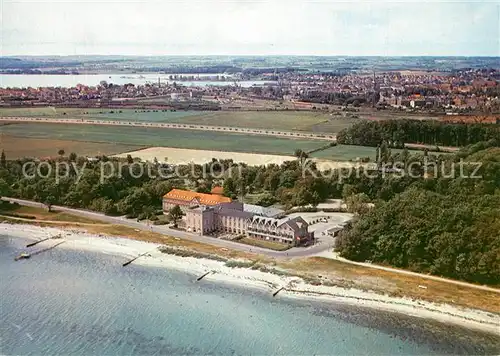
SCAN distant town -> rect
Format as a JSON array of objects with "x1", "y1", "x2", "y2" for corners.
[{"x1": 1, "y1": 56, "x2": 499, "y2": 121}]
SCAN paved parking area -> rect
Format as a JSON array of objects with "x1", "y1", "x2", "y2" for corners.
[{"x1": 287, "y1": 211, "x2": 353, "y2": 225}]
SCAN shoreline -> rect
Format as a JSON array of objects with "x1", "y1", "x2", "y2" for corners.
[{"x1": 2, "y1": 223, "x2": 499, "y2": 336}]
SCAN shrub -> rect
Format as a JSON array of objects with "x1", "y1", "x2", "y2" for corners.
[{"x1": 225, "y1": 260, "x2": 256, "y2": 268}]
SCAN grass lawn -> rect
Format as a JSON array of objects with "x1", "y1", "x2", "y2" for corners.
[
  {"x1": 241, "y1": 193, "x2": 267, "y2": 204},
  {"x1": 237, "y1": 237, "x2": 291, "y2": 251},
  {"x1": 1, "y1": 205, "x2": 107, "y2": 224}
]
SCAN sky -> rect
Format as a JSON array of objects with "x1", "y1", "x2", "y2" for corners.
[{"x1": 1, "y1": 0, "x2": 499, "y2": 56}]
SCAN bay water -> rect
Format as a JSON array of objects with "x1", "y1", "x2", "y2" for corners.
[
  {"x1": 1, "y1": 234, "x2": 499, "y2": 355},
  {"x1": 0, "y1": 74, "x2": 272, "y2": 89}
]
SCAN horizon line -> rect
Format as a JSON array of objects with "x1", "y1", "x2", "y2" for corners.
[{"x1": 3, "y1": 54, "x2": 500, "y2": 58}]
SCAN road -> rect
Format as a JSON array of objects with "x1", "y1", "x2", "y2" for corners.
[
  {"x1": 1, "y1": 197, "x2": 334, "y2": 258},
  {"x1": 0, "y1": 117, "x2": 336, "y2": 142}
]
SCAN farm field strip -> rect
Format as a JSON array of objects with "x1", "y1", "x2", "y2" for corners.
[
  {"x1": 0, "y1": 107, "x2": 358, "y2": 133},
  {"x1": 0, "y1": 135, "x2": 142, "y2": 159},
  {"x1": 0, "y1": 117, "x2": 335, "y2": 141},
  {"x1": 114, "y1": 147, "x2": 297, "y2": 166},
  {"x1": 0, "y1": 123, "x2": 329, "y2": 156},
  {"x1": 114, "y1": 147, "x2": 361, "y2": 169}
]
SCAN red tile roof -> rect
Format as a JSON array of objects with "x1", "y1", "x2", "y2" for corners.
[
  {"x1": 163, "y1": 189, "x2": 231, "y2": 206},
  {"x1": 211, "y1": 186, "x2": 224, "y2": 195}
]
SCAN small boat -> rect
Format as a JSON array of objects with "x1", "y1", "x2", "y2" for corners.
[{"x1": 14, "y1": 252, "x2": 31, "y2": 261}]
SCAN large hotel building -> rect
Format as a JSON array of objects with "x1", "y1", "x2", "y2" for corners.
[{"x1": 163, "y1": 189, "x2": 313, "y2": 246}]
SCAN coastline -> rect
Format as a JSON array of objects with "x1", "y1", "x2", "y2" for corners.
[{"x1": 2, "y1": 223, "x2": 499, "y2": 336}]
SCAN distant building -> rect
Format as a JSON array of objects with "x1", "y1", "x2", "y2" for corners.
[{"x1": 410, "y1": 99, "x2": 426, "y2": 108}]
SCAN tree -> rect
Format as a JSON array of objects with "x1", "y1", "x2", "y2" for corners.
[
  {"x1": 255, "y1": 193, "x2": 276, "y2": 207},
  {"x1": 0, "y1": 150, "x2": 6, "y2": 168},
  {"x1": 168, "y1": 205, "x2": 184, "y2": 227},
  {"x1": 342, "y1": 184, "x2": 357, "y2": 200},
  {"x1": 223, "y1": 177, "x2": 236, "y2": 198},
  {"x1": 236, "y1": 178, "x2": 247, "y2": 201},
  {"x1": 345, "y1": 193, "x2": 371, "y2": 215},
  {"x1": 294, "y1": 149, "x2": 309, "y2": 162},
  {"x1": 44, "y1": 195, "x2": 56, "y2": 212},
  {"x1": 58, "y1": 149, "x2": 65, "y2": 157},
  {"x1": 380, "y1": 141, "x2": 390, "y2": 164},
  {"x1": 279, "y1": 170, "x2": 297, "y2": 189},
  {"x1": 401, "y1": 147, "x2": 410, "y2": 169},
  {"x1": 69, "y1": 152, "x2": 77, "y2": 162},
  {"x1": 126, "y1": 154, "x2": 134, "y2": 164},
  {"x1": 0, "y1": 178, "x2": 11, "y2": 198}
]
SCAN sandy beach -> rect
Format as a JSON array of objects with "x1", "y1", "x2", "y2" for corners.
[{"x1": 3, "y1": 223, "x2": 499, "y2": 336}]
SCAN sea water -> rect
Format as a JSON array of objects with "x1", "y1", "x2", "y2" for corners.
[{"x1": 1, "y1": 234, "x2": 499, "y2": 355}]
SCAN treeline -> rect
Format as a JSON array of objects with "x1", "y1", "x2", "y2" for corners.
[
  {"x1": 124, "y1": 65, "x2": 242, "y2": 74},
  {"x1": 0, "y1": 148, "x2": 449, "y2": 219},
  {"x1": 241, "y1": 67, "x2": 303, "y2": 76},
  {"x1": 336, "y1": 144, "x2": 500, "y2": 285},
  {"x1": 0, "y1": 142, "x2": 498, "y2": 285},
  {"x1": 0, "y1": 57, "x2": 82, "y2": 69},
  {"x1": 337, "y1": 119, "x2": 500, "y2": 148},
  {"x1": 0, "y1": 156, "x2": 174, "y2": 220}
]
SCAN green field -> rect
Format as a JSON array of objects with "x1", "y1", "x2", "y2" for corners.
[
  {"x1": 0, "y1": 135, "x2": 141, "y2": 159},
  {"x1": 311, "y1": 145, "x2": 450, "y2": 161},
  {"x1": 311, "y1": 145, "x2": 378, "y2": 160},
  {"x1": 0, "y1": 123, "x2": 328, "y2": 156},
  {"x1": 0, "y1": 107, "x2": 357, "y2": 133}
]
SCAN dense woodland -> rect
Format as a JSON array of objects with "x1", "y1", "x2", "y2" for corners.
[
  {"x1": 337, "y1": 119, "x2": 500, "y2": 148},
  {"x1": 337, "y1": 142, "x2": 500, "y2": 285},
  {"x1": 0, "y1": 139, "x2": 498, "y2": 285}
]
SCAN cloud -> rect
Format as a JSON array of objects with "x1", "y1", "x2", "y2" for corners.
[{"x1": 1, "y1": 0, "x2": 499, "y2": 55}]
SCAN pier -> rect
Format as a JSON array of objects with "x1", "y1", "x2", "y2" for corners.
[
  {"x1": 272, "y1": 287, "x2": 285, "y2": 297},
  {"x1": 122, "y1": 248, "x2": 157, "y2": 267},
  {"x1": 26, "y1": 234, "x2": 61, "y2": 248},
  {"x1": 15, "y1": 240, "x2": 66, "y2": 261},
  {"x1": 196, "y1": 272, "x2": 211, "y2": 281}
]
